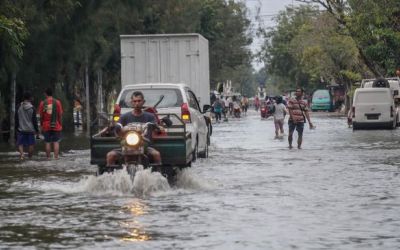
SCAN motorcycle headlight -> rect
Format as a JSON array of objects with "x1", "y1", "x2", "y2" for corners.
[{"x1": 125, "y1": 132, "x2": 140, "y2": 146}]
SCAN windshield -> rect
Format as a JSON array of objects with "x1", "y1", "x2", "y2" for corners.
[
  {"x1": 356, "y1": 91, "x2": 390, "y2": 104},
  {"x1": 313, "y1": 90, "x2": 330, "y2": 99},
  {"x1": 119, "y1": 88, "x2": 183, "y2": 108}
]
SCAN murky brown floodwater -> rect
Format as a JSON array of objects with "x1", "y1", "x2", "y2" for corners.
[{"x1": 0, "y1": 111, "x2": 399, "y2": 249}]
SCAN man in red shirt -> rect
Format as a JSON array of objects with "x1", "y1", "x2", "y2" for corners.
[
  {"x1": 38, "y1": 88, "x2": 63, "y2": 159},
  {"x1": 287, "y1": 87, "x2": 314, "y2": 149}
]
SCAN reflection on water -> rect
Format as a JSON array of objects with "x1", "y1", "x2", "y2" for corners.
[
  {"x1": 121, "y1": 228, "x2": 151, "y2": 242},
  {"x1": 0, "y1": 112, "x2": 399, "y2": 249},
  {"x1": 121, "y1": 200, "x2": 152, "y2": 242}
]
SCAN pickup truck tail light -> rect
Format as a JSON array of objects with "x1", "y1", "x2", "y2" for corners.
[
  {"x1": 352, "y1": 107, "x2": 355, "y2": 118},
  {"x1": 113, "y1": 104, "x2": 121, "y2": 122},
  {"x1": 181, "y1": 103, "x2": 191, "y2": 123}
]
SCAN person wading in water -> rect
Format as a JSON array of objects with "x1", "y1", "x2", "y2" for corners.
[{"x1": 287, "y1": 88, "x2": 314, "y2": 149}]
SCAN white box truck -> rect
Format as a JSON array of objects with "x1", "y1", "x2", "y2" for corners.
[{"x1": 120, "y1": 33, "x2": 210, "y2": 106}]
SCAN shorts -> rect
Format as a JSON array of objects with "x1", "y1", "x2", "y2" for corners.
[
  {"x1": 17, "y1": 132, "x2": 35, "y2": 146},
  {"x1": 288, "y1": 120, "x2": 304, "y2": 136},
  {"x1": 43, "y1": 131, "x2": 62, "y2": 143},
  {"x1": 274, "y1": 118, "x2": 284, "y2": 130}
]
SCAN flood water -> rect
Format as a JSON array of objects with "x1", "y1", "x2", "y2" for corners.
[{"x1": 0, "y1": 111, "x2": 399, "y2": 249}]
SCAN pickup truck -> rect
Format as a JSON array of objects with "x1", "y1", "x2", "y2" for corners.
[{"x1": 90, "y1": 113, "x2": 194, "y2": 175}]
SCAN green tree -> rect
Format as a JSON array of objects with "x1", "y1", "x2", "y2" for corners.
[
  {"x1": 0, "y1": 3, "x2": 28, "y2": 144},
  {"x1": 259, "y1": 5, "x2": 320, "y2": 90},
  {"x1": 296, "y1": 0, "x2": 400, "y2": 77},
  {"x1": 1, "y1": 0, "x2": 255, "y2": 138},
  {"x1": 258, "y1": 4, "x2": 364, "y2": 109}
]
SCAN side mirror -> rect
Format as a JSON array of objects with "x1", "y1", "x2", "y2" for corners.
[
  {"x1": 394, "y1": 90, "x2": 399, "y2": 96},
  {"x1": 161, "y1": 116, "x2": 173, "y2": 127},
  {"x1": 202, "y1": 104, "x2": 211, "y2": 113}
]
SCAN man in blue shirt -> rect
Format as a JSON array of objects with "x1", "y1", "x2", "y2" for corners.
[{"x1": 106, "y1": 91, "x2": 161, "y2": 166}]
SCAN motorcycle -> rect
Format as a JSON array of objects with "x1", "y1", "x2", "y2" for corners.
[
  {"x1": 260, "y1": 105, "x2": 268, "y2": 119},
  {"x1": 98, "y1": 95, "x2": 173, "y2": 179},
  {"x1": 233, "y1": 104, "x2": 241, "y2": 118},
  {"x1": 99, "y1": 119, "x2": 171, "y2": 177},
  {"x1": 119, "y1": 122, "x2": 158, "y2": 178},
  {"x1": 260, "y1": 103, "x2": 274, "y2": 119}
]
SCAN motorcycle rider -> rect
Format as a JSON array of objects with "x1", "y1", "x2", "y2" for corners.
[
  {"x1": 233, "y1": 99, "x2": 241, "y2": 118},
  {"x1": 106, "y1": 91, "x2": 161, "y2": 166}
]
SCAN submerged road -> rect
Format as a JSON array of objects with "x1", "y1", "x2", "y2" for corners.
[{"x1": 0, "y1": 111, "x2": 399, "y2": 249}]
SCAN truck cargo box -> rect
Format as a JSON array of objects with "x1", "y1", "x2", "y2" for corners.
[{"x1": 120, "y1": 33, "x2": 210, "y2": 106}]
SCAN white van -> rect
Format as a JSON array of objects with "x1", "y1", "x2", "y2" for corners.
[
  {"x1": 352, "y1": 88, "x2": 397, "y2": 130},
  {"x1": 361, "y1": 77, "x2": 400, "y2": 98},
  {"x1": 360, "y1": 77, "x2": 400, "y2": 125}
]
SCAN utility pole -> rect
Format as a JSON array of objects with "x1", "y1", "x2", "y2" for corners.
[
  {"x1": 9, "y1": 72, "x2": 16, "y2": 146},
  {"x1": 97, "y1": 69, "x2": 105, "y2": 127},
  {"x1": 85, "y1": 55, "x2": 90, "y2": 137},
  {"x1": 97, "y1": 70, "x2": 103, "y2": 113}
]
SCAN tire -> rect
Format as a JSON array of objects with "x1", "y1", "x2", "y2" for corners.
[
  {"x1": 198, "y1": 140, "x2": 208, "y2": 158},
  {"x1": 192, "y1": 140, "x2": 198, "y2": 162},
  {"x1": 96, "y1": 165, "x2": 106, "y2": 176}
]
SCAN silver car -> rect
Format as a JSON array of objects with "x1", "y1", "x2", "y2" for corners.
[{"x1": 115, "y1": 83, "x2": 211, "y2": 160}]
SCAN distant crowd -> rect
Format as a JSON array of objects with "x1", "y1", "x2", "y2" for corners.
[{"x1": 210, "y1": 88, "x2": 314, "y2": 149}]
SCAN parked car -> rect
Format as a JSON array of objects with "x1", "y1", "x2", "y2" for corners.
[
  {"x1": 311, "y1": 89, "x2": 334, "y2": 112},
  {"x1": 361, "y1": 77, "x2": 400, "y2": 126},
  {"x1": 352, "y1": 88, "x2": 397, "y2": 130},
  {"x1": 115, "y1": 83, "x2": 211, "y2": 159}
]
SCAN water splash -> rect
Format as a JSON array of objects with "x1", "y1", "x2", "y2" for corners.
[
  {"x1": 25, "y1": 170, "x2": 133, "y2": 196},
  {"x1": 132, "y1": 169, "x2": 170, "y2": 197},
  {"x1": 175, "y1": 168, "x2": 215, "y2": 190},
  {"x1": 80, "y1": 170, "x2": 134, "y2": 195}
]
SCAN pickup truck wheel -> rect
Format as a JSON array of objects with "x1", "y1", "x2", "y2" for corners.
[
  {"x1": 192, "y1": 140, "x2": 198, "y2": 162},
  {"x1": 198, "y1": 141, "x2": 208, "y2": 158},
  {"x1": 96, "y1": 166, "x2": 105, "y2": 176}
]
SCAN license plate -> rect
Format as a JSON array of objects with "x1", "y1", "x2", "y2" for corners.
[{"x1": 366, "y1": 114, "x2": 379, "y2": 120}]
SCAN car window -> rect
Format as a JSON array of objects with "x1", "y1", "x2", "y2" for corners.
[
  {"x1": 186, "y1": 90, "x2": 201, "y2": 111},
  {"x1": 119, "y1": 88, "x2": 183, "y2": 108},
  {"x1": 356, "y1": 91, "x2": 390, "y2": 103}
]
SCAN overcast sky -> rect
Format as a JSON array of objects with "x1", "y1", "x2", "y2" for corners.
[{"x1": 245, "y1": 0, "x2": 300, "y2": 70}]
